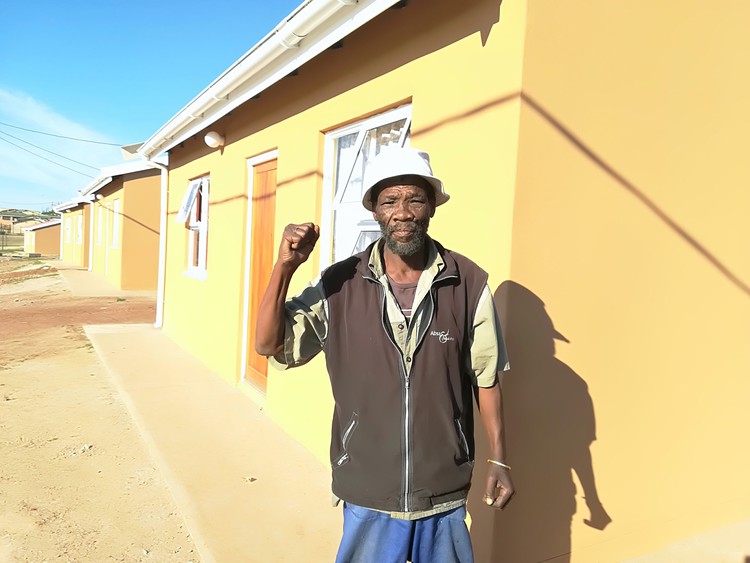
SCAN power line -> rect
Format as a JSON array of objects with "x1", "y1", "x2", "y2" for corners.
[
  {"x1": 0, "y1": 130, "x2": 99, "y2": 170},
  {"x1": 0, "y1": 136, "x2": 95, "y2": 178},
  {"x1": 0, "y1": 120, "x2": 123, "y2": 146},
  {"x1": 0, "y1": 200, "x2": 57, "y2": 206}
]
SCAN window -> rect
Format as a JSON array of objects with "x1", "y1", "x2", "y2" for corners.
[
  {"x1": 75, "y1": 215, "x2": 82, "y2": 244},
  {"x1": 177, "y1": 177, "x2": 209, "y2": 277},
  {"x1": 321, "y1": 105, "x2": 411, "y2": 266},
  {"x1": 111, "y1": 199, "x2": 120, "y2": 248},
  {"x1": 65, "y1": 217, "x2": 71, "y2": 243}
]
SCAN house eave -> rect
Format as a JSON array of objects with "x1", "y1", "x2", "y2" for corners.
[
  {"x1": 80, "y1": 158, "x2": 167, "y2": 196},
  {"x1": 137, "y1": 0, "x2": 401, "y2": 159},
  {"x1": 22, "y1": 219, "x2": 62, "y2": 232},
  {"x1": 53, "y1": 196, "x2": 94, "y2": 213}
]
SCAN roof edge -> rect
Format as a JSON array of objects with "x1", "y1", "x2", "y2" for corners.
[
  {"x1": 80, "y1": 158, "x2": 167, "y2": 196},
  {"x1": 138, "y1": 0, "x2": 400, "y2": 159}
]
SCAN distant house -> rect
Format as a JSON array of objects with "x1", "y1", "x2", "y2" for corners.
[
  {"x1": 136, "y1": 0, "x2": 750, "y2": 560},
  {"x1": 22, "y1": 219, "x2": 61, "y2": 256},
  {"x1": 0, "y1": 209, "x2": 52, "y2": 234},
  {"x1": 54, "y1": 198, "x2": 92, "y2": 267},
  {"x1": 53, "y1": 161, "x2": 162, "y2": 288},
  {"x1": 81, "y1": 161, "x2": 162, "y2": 290}
]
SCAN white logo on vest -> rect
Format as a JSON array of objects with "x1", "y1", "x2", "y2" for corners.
[{"x1": 430, "y1": 330, "x2": 455, "y2": 344}]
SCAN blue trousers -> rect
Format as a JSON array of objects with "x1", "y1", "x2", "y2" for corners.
[{"x1": 335, "y1": 503, "x2": 474, "y2": 563}]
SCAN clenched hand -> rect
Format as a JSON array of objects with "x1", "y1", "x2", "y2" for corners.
[{"x1": 279, "y1": 223, "x2": 320, "y2": 270}]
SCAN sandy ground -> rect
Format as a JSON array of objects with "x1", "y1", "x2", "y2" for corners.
[{"x1": 0, "y1": 257, "x2": 199, "y2": 562}]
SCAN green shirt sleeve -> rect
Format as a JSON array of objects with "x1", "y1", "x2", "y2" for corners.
[
  {"x1": 267, "y1": 277, "x2": 329, "y2": 371},
  {"x1": 470, "y1": 284, "x2": 510, "y2": 387}
]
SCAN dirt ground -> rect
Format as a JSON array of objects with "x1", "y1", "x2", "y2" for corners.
[{"x1": 0, "y1": 257, "x2": 199, "y2": 562}]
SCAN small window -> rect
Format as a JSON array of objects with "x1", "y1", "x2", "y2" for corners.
[
  {"x1": 322, "y1": 105, "x2": 411, "y2": 266},
  {"x1": 184, "y1": 177, "x2": 209, "y2": 278}
]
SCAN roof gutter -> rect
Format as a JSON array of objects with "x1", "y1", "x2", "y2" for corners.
[
  {"x1": 138, "y1": 0, "x2": 399, "y2": 159},
  {"x1": 53, "y1": 196, "x2": 94, "y2": 213}
]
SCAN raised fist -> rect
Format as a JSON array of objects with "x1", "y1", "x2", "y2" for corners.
[{"x1": 279, "y1": 222, "x2": 320, "y2": 269}]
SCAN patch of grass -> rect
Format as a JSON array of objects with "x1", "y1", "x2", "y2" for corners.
[{"x1": 115, "y1": 297, "x2": 126, "y2": 302}]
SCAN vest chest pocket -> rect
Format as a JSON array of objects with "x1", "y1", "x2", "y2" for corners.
[{"x1": 333, "y1": 412, "x2": 359, "y2": 468}]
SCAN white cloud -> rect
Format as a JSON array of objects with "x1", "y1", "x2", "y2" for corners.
[{"x1": 0, "y1": 88, "x2": 124, "y2": 209}]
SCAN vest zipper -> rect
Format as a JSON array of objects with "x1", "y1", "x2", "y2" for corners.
[
  {"x1": 367, "y1": 274, "x2": 412, "y2": 512},
  {"x1": 365, "y1": 269, "x2": 459, "y2": 513}
]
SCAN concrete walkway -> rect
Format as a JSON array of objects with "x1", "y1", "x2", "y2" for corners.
[
  {"x1": 51, "y1": 263, "x2": 342, "y2": 562},
  {"x1": 52, "y1": 260, "x2": 157, "y2": 298},
  {"x1": 85, "y1": 324, "x2": 341, "y2": 563}
]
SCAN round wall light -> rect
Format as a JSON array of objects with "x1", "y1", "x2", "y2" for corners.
[{"x1": 204, "y1": 131, "x2": 225, "y2": 148}]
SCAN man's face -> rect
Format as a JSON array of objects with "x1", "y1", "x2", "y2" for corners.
[{"x1": 372, "y1": 176, "x2": 435, "y2": 257}]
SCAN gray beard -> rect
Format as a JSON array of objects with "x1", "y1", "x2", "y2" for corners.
[{"x1": 378, "y1": 220, "x2": 429, "y2": 257}]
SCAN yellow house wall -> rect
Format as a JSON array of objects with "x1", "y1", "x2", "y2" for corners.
[
  {"x1": 164, "y1": 0, "x2": 523, "y2": 468},
  {"x1": 24, "y1": 225, "x2": 60, "y2": 255},
  {"x1": 121, "y1": 171, "x2": 160, "y2": 290},
  {"x1": 60, "y1": 206, "x2": 89, "y2": 267},
  {"x1": 89, "y1": 172, "x2": 160, "y2": 290},
  {"x1": 159, "y1": 0, "x2": 749, "y2": 559},
  {"x1": 90, "y1": 200, "x2": 107, "y2": 280},
  {"x1": 484, "y1": 2, "x2": 750, "y2": 562},
  {"x1": 23, "y1": 230, "x2": 33, "y2": 252},
  {"x1": 92, "y1": 185, "x2": 124, "y2": 288}
]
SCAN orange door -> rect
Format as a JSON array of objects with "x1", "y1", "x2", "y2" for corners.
[{"x1": 246, "y1": 159, "x2": 277, "y2": 388}]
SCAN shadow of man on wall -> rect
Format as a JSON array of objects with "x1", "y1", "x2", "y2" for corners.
[{"x1": 469, "y1": 281, "x2": 611, "y2": 562}]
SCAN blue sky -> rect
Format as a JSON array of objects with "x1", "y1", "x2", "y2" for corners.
[{"x1": 0, "y1": 0, "x2": 302, "y2": 211}]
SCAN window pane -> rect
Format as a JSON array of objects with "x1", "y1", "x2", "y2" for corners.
[
  {"x1": 330, "y1": 113, "x2": 410, "y2": 263},
  {"x1": 352, "y1": 230, "x2": 381, "y2": 255},
  {"x1": 336, "y1": 118, "x2": 408, "y2": 205},
  {"x1": 334, "y1": 132, "x2": 359, "y2": 198}
]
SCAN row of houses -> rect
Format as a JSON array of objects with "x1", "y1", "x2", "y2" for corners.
[
  {"x1": 48, "y1": 0, "x2": 749, "y2": 561},
  {"x1": 0, "y1": 209, "x2": 58, "y2": 234},
  {"x1": 51, "y1": 161, "x2": 162, "y2": 290}
]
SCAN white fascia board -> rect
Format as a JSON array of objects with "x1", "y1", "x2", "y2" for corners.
[
  {"x1": 23, "y1": 219, "x2": 61, "y2": 231},
  {"x1": 81, "y1": 176, "x2": 114, "y2": 197},
  {"x1": 53, "y1": 196, "x2": 94, "y2": 213},
  {"x1": 138, "y1": 0, "x2": 401, "y2": 159},
  {"x1": 81, "y1": 158, "x2": 167, "y2": 196}
]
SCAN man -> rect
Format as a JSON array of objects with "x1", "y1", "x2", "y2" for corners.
[{"x1": 255, "y1": 147, "x2": 514, "y2": 563}]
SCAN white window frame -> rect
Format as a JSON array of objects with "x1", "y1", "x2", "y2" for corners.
[
  {"x1": 319, "y1": 105, "x2": 412, "y2": 270},
  {"x1": 184, "y1": 177, "x2": 210, "y2": 280},
  {"x1": 176, "y1": 179, "x2": 202, "y2": 222}
]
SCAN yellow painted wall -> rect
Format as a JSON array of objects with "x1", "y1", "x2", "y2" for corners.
[
  {"x1": 90, "y1": 200, "x2": 107, "y2": 279},
  {"x1": 60, "y1": 206, "x2": 89, "y2": 267},
  {"x1": 23, "y1": 224, "x2": 60, "y2": 255},
  {"x1": 164, "y1": 0, "x2": 520, "y2": 468},
  {"x1": 91, "y1": 188, "x2": 123, "y2": 287},
  {"x1": 89, "y1": 171, "x2": 159, "y2": 290},
  {"x1": 478, "y1": 1, "x2": 750, "y2": 561},
  {"x1": 160, "y1": 0, "x2": 748, "y2": 559},
  {"x1": 23, "y1": 230, "x2": 33, "y2": 252},
  {"x1": 121, "y1": 171, "x2": 160, "y2": 290}
]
